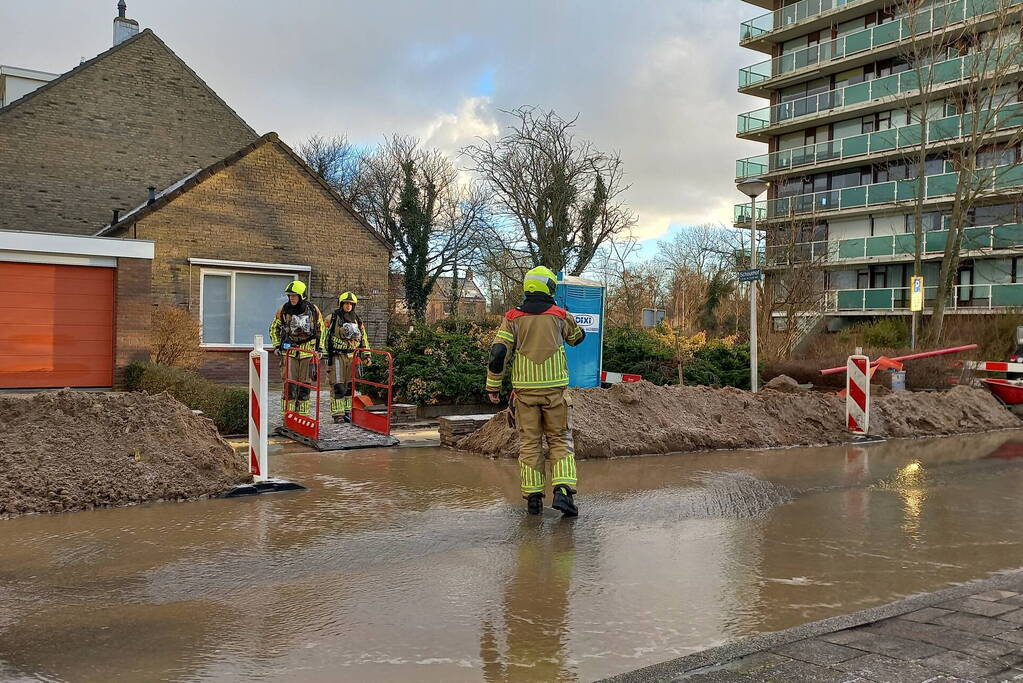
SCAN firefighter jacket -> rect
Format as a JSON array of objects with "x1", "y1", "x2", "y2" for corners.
[
  {"x1": 487, "y1": 298, "x2": 586, "y2": 392},
  {"x1": 321, "y1": 309, "x2": 370, "y2": 356},
  {"x1": 269, "y1": 301, "x2": 324, "y2": 357}
]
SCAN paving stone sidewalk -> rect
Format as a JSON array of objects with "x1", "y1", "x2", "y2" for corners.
[{"x1": 605, "y1": 570, "x2": 1023, "y2": 683}]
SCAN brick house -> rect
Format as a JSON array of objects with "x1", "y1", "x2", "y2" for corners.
[
  {"x1": 391, "y1": 271, "x2": 487, "y2": 326},
  {"x1": 95, "y1": 133, "x2": 392, "y2": 382},
  {"x1": 0, "y1": 11, "x2": 391, "y2": 386}
]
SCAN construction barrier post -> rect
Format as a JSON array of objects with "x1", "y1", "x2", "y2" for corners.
[
  {"x1": 249, "y1": 334, "x2": 269, "y2": 482},
  {"x1": 846, "y1": 353, "x2": 870, "y2": 436}
]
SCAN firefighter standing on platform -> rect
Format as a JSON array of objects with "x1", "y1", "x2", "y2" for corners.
[
  {"x1": 487, "y1": 266, "x2": 586, "y2": 516},
  {"x1": 322, "y1": 291, "x2": 371, "y2": 423},
  {"x1": 269, "y1": 280, "x2": 324, "y2": 417}
]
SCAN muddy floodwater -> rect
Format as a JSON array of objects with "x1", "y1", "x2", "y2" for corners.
[{"x1": 5, "y1": 432, "x2": 1023, "y2": 682}]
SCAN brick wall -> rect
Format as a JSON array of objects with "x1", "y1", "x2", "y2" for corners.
[
  {"x1": 121, "y1": 140, "x2": 391, "y2": 384},
  {"x1": 113, "y1": 257, "x2": 152, "y2": 388},
  {"x1": 0, "y1": 30, "x2": 256, "y2": 236}
]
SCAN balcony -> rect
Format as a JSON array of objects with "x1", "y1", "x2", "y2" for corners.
[
  {"x1": 735, "y1": 161, "x2": 1023, "y2": 223},
  {"x1": 764, "y1": 222, "x2": 1023, "y2": 267},
  {"x1": 740, "y1": 0, "x2": 875, "y2": 46},
  {"x1": 739, "y1": 0, "x2": 1023, "y2": 91},
  {"x1": 735, "y1": 102, "x2": 1023, "y2": 180},
  {"x1": 827, "y1": 283, "x2": 1023, "y2": 312},
  {"x1": 737, "y1": 49, "x2": 1023, "y2": 136}
]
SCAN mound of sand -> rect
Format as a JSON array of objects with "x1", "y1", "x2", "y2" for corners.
[
  {"x1": 457, "y1": 382, "x2": 1020, "y2": 459},
  {"x1": 0, "y1": 390, "x2": 251, "y2": 517}
]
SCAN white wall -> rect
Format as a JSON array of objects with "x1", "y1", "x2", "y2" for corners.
[
  {"x1": 828, "y1": 216, "x2": 872, "y2": 241},
  {"x1": 1, "y1": 68, "x2": 56, "y2": 107}
]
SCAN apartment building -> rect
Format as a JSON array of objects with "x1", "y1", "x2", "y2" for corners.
[{"x1": 735, "y1": 0, "x2": 1023, "y2": 334}]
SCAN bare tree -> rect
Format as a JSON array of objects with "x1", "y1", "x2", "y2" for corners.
[
  {"x1": 297, "y1": 134, "x2": 366, "y2": 205},
  {"x1": 359, "y1": 135, "x2": 489, "y2": 323},
  {"x1": 462, "y1": 107, "x2": 636, "y2": 276},
  {"x1": 892, "y1": 1, "x2": 1023, "y2": 343}
]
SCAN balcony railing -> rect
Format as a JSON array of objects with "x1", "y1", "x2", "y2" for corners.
[
  {"x1": 735, "y1": 102, "x2": 1023, "y2": 180},
  {"x1": 738, "y1": 48, "x2": 1023, "y2": 135},
  {"x1": 735, "y1": 161, "x2": 1023, "y2": 222},
  {"x1": 765, "y1": 222, "x2": 1023, "y2": 266},
  {"x1": 740, "y1": 0, "x2": 870, "y2": 44},
  {"x1": 827, "y1": 282, "x2": 1023, "y2": 311},
  {"x1": 739, "y1": 0, "x2": 1023, "y2": 88}
]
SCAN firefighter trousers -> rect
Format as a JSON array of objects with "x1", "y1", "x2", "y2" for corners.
[
  {"x1": 281, "y1": 354, "x2": 313, "y2": 416},
  {"x1": 513, "y1": 387, "x2": 577, "y2": 496},
  {"x1": 329, "y1": 353, "x2": 355, "y2": 416}
]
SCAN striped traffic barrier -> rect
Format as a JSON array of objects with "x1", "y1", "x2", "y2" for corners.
[
  {"x1": 249, "y1": 334, "x2": 269, "y2": 482},
  {"x1": 846, "y1": 354, "x2": 870, "y2": 435},
  {"x1": 964, "y1": 361, "x2": 1023, "y2": 373}
]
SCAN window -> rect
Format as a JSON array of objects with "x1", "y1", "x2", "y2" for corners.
[
  {"x1": 904, "y1": 212, "x2": 946, "y2": 233},
  {"x1": 201, "y1": 270, "x2": 300, "y2": 345},
  {"x1": 970, "y1": 203, "x2": 1017, "y2": 227}
]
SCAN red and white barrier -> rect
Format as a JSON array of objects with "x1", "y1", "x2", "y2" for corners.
[
  {"x1": 249, "y1": 334, "x2": 269, "y2": 482},
  {"x1": 846, "y1": 354, "x2": 870, "y2": 435},
  {"x1": 965, "y1": 361, "x2": 1023, "y2": 373},
  {"x1": 601, "y1": 370, "x2": 643, "y2": 384}
]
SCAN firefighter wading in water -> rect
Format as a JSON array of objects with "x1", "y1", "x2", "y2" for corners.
[
  {"x1": 269, "y1": 280, "x2": 324, "y2": 416},
  {"x1": 487, "y1": 266, "x2": 586, "y2": 516},
  {"x1": 322, "y1": 291, "x2": 371, "y2": 423}
]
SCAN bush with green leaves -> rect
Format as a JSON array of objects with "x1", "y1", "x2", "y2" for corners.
[
  {"x1": 603, "y1": 325, "x2": 753, "y2": 389},
  {"x1": 123, "y1": 361, "x2": 248, "y2": 434}
]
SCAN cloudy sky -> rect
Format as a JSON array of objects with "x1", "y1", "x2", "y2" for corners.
[{"x1": 1, "y1": 0, "x2": 764, "y2": 253}]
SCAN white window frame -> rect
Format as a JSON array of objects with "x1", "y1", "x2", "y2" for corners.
[{"x1": 199, "y1": 267, "x2": 303, "y2": 348}]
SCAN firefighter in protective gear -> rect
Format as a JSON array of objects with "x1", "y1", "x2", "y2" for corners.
[
  {"x1": 321, "y1": 291, "x2": 371, "y2": 423},
  {"x1": 269, "y1": 280, "x2": 324, "y2": 417},
  {"x1": 487, "y1": 266, "x2": 586, "y2": 516}
]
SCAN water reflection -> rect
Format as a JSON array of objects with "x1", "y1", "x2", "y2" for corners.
[{"x1": 2, "y1": 431, "x2": 1023, "y2": 681}]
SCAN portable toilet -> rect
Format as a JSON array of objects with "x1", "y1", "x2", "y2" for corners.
[{"x1": 555, "y1": 274, "x2": 605, "y2": 388}]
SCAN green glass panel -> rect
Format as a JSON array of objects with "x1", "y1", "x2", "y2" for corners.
[
  {"x1": 997, "y1": 103, "x2": 1023, "y2": 129},
  {"x1": 839, "y1": 238, "x2": 865, "y2": 259},
  {"x1": 867, "y1": 182, "x2": 896, "y2": 205},
  {"x1": 926, "y1": 173, "x2": 958, "y2": 198},
  {"x1": 842, "y1": 135, "x2": 869, "y2": 157},
  {"x1": 865, "y1": 236, "x2": 895, "y2": 257},
  {"x1": 840, "y1": 186, "x2": 867, "y2": 208},
  {"x1": 899, "y1": 68, "x2": 920, "y2": 93},
  {"x1": 963, "y1": 227, "x2": 991, "y2": 250},
  {"x1": 865, "y1": 289, "x2": 894, "y2": 310},
  {"x1": 993, "y1": 224, "x2": 1023, "y2": 248},
  {"x1": 992, "y1": 285, "x2": 1023, "y2": 307},
  {"x1": 926, "y1": 230, "x2": 949, "y2": 252},
  {"x1": 897, "y1": 180, "x2": 920, "y2": 201},
  {"x1": 845, "y1": 29, "x2": 871, "y2": 53},
  {"x1": 933, "y1": 58, "x2": 963, "y2": 83},
  {"x1": 838, "y1": 290, "x2": 865, "y2": 310},
  {"x1": 894, "y1": 234, "x2": 917, "y2": 255},
  {"x1": 898, "y1": 124, "x2": 922, "y2": 146},
  {"x1": 844, "y1": 82, "x2": 871, "y2": 106},
  {"x1": 929, "y1": 116, "x2": 960, "y2": 141},
  {"x1": 873, "y1": 21, "x2": 900, "y2": 46},
  {"x1": 995, "y1": 165, "x2": 1023, "y2": 190},
  {"x1": 869, "y1": 129, "x2": 898, "y2": 152},
  {"x1": 967, "y1": 0, "x2": 1000, "y2": 17},
  {"x1": 870, "y1": 74, "x2": 900, "y2": 99}
]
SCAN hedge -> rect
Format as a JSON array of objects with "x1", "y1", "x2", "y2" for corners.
[{"x1": 123, "y1": 362, "x2": 248, "y2": 434}]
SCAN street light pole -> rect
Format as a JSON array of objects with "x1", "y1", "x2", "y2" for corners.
[{"x1": 736, "y1": 179, "x2": 769, "y2": 393}]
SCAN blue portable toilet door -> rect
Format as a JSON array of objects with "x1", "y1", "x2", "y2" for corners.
[{"x1": 554, "y1": 275, "x2": 605, "y2": 388}]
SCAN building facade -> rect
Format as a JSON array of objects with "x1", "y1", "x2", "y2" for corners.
[
  {"x1": 391, "y1": 272, "x2": 488, "y2": 326},
  {"x1": 735, "y1": 0, "x2": 1023, "y2": 337}
]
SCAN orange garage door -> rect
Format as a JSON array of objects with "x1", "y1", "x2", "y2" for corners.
[{"x1": 0, "y1": 262, "x2": 115, "y2": 388}]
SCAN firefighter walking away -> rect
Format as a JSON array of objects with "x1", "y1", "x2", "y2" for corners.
[
  {"x1": 487, "y1": 266, "x2": 586, "y2": 516},
  {"x1": 269, "y1": 280, "x2": 324, "y2": 417},
  {"x1": 322, "y1": 291, "x2": 371, "y2": 423}
]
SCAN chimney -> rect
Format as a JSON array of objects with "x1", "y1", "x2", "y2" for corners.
[
  {"x1": 111, "y1": 209, "x2": 121, "y2": 224},
  {"x1": 113, "y1": 1, "x2": 139, "y2": 46},
  {"x1": 147, "y1": 186, "x2": 156, "y2": 205}
]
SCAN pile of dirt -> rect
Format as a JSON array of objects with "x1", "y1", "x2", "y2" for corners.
[
  {"x1": 457, "y1": 382, "x2": 1021, "y2": 459},
  {"x1": 0, "y1": 390, "x2": 251, "y2": 517}
]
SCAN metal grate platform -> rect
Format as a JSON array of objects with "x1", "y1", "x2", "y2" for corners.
[{"x1": 269, "y1": 390, "x2": 400, "y2": 451}]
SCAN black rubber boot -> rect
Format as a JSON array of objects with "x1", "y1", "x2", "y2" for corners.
[
  {"x1": 552, "y1": 485, "x2": 578, "y2": 517},
  {"x1": 526, "y1": 493, "x2": 544, "y2": 515}
]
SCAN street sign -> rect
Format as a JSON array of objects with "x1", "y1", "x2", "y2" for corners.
[
  {"x1": 738, "y1": 268, "x2": 762, "y2": 282},
  {"x1": 641, "y1": 308, "x2": 665, "y2": 328},
  {"x1": 910, "y1": 276, "x2": 924, "y2": 312}
]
